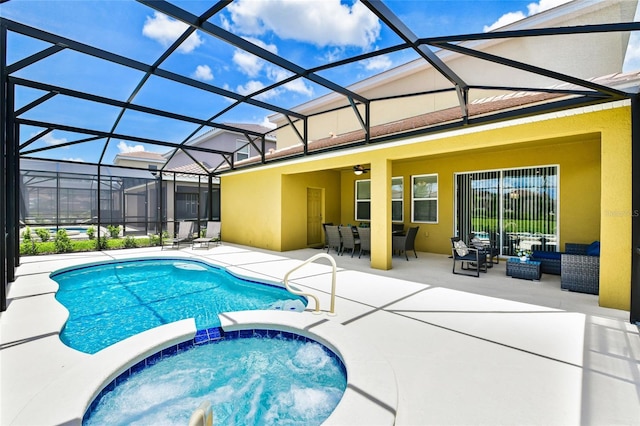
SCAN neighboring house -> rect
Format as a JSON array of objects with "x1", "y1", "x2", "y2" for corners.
[
  {"x1": 219, "y1": 0, "x2": 638, "y2": 312},
  {"x1": 165, "y1": 123, "x2": 277, "y2": 174},
  {"x1": 159, "y1": 123, "x2": 276, "y2": 231},
  {"x1": 113, "y1": 151, "x2": 166, "y2": 172}
]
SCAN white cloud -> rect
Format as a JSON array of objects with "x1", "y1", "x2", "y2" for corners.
[
  {"x1": 62, "y1": 157, "x2": 84, "y2": 162},
  {"x1": 484, "y1": 0, "x2": 571, "y2": 32},
  {"x1": 117, "y1": 141, "x2": 145, "y2": 153},
  {"x1": 41, "y1": 132, "x2": 68, "y2": 146},
  {"x1": 193, "y1": 65, "x2": 214, "y2": 81},
  {"x1": 362, "y1": 55, "x2": 393, "y2": 72},
  {"x1": 260, "y1": 116, "x2": 277, "y2": 129},
  {"x1": 624, "y1": 32, "x2": 640, "y2": 72},
  {"x1": 236, "y1": 80, "x2": 266, "y2": 96},
  {"x1": 143, "y1": 12, "x2": 202, "y2": 53},
  {"x1": 233, "y1": 50, "x2": 265, "y2": 78},
  {"x1": 233, "y1": 37, "x2": 278, "y2": 77},
  {"x1": 226, "y1": 0, "x2": 380, "y2": 49},
  {"x1": 483, "y1": 12, "x2": 526, "y2": 32},
  {"x1": 282, "y1": 78, "x2": 313, "y2": 97}
]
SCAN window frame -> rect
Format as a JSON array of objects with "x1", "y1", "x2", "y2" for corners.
[
  {"x1": 391, "y1": 176, "x2": 403, "y2": 223},
  {"x1": 235, "y1": 139, "x2": 250, "y2": 162},
  {"x1": 354, "y1": 179, "x2": 371, "y2": 222},
  {"x1": 411, "y1": 173, "x2": 438, "y2": 223}
]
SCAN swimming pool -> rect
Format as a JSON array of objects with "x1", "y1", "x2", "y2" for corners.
[
  {"x1": 51, "y1": 258, "x2": 307, "y2": 353},
  {"x1": 83, "y1": 329, "x2": 347, "y2": 426}
]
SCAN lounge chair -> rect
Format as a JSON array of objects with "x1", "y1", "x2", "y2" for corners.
[
  {"x1": 393, "y1": 226, "x2": 419, "y2": 260},
  {"x1": 192, "y1": 221, "x2": 221, "y2": 249},
  {"x1": 166, "y1": 221, "x2": 194, "y2": 249}
]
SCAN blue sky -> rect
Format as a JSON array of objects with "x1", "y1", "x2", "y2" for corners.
[{"x1": 1, "y1": 0, "x2": 638, "y2": 164}]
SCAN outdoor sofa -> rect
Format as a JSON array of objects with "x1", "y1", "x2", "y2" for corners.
[{"x1": 531, "y1": 241, "x2": 600, "y2": 294}]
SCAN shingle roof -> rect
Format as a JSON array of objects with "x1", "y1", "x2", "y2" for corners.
[{"x1": 234, "y1": 71, "x2": 640, "y2": 168}]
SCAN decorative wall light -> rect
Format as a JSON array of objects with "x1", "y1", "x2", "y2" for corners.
[{"x1": 353, "y1": 165, "x2": 369, "y2": 175}]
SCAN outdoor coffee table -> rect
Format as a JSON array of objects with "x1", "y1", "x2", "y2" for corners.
[{"x1": 506, "y1": 258, "x2": 542, "y2": 281}]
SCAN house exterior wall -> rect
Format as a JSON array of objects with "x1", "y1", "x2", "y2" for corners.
[
  {"x1": 221, "y1": 102, "x2": 632, "y2": 310},
  {"x1": 169, "y1": 132, "x2": 276, "y2": 169},
  {"x1": 272, "y1": 0, "x2": 635, "y2": 149}
]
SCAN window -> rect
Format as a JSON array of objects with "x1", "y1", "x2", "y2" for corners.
[
  {"x1": 392, "y1": 177, "x2": 403, "y2": 222},
  {"x1": 235, "y1": 140, "x2": 250, "y2": 162},
  {"x1": 355, "y1": 179, "x2": 371, "y2": 221},
  {"x1": 412, "y1": 174, "x2": 438, "y2": 223},
  {"x1": 355, "y1": 177, "x2": 403, "y2": 222}
]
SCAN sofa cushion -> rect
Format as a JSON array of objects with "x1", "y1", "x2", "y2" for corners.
[
  {"x1": 587, "y1": 241, "x2": 600, "y2": 256},
  {"x1": 532, "y1": 250, "x2": 561, "y2": 260}
]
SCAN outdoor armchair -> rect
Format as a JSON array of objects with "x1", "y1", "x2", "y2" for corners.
[
  {"x1": 560, "y1": 242, "x2": 600, "y2": 295},
  {"x1": 451, "y1": 237, "x2": 487, "y2": 277},
  {"x1": 469, "y1": 233, "x2": 499, "y2": 265}
]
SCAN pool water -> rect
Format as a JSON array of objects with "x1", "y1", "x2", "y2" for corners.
[
  {"x1": 52, "y1": 259, "x2": 307, "y2": 353},
  {"x1": 83, "y1": 332, "x2": 347, "y2": 426}
]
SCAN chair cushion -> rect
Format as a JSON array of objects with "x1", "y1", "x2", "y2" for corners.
[
  {"x1": 454, "y1": 240, "x2": 469, "y2": 256},
  {"x1": 470, "y1": 237, "x2": 484, "y2": 249},
  {"x1": 587, "y1": 241, "x2": 600, "y2": 256}
]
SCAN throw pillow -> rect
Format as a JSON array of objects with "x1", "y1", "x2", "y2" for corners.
[
  {"x1": 470, "y1": 237, "x2": 484, "y2": 250},
  {"x1": 454, "y1": 240, "x2": 469, "y2": 256}
]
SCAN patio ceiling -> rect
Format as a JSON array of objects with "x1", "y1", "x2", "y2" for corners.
[{"x1": 1, "y1": 0, "x2": 639, "y2": 176}]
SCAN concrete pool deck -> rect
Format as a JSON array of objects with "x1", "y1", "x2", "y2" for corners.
[{"x1": 1, "y1": 244, "x2": 639, "y2": 425}]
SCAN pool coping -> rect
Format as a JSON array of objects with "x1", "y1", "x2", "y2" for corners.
[
  {"x1": 9, "y1": 254, "x2": 398, "y2": 424},
  {"x1": 11, "y1": 308, "x2": 397, "y2": 425}
]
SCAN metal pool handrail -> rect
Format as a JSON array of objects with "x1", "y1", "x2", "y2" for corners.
[{"x1": 283, "y1": 253, "x2": 338, "y2": 315}]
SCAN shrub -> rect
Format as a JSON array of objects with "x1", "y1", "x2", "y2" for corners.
[
  {"x1": 86, "y1": 226, "x2": 95, "y2": 240},
  {"x1": 35, "y1": 228, "x2": 50, "y2": 242},
  {"x1": 72, "y1": 240, "x2": 96, "y2": 252},
  {"x1": 107, "y1": 225, "x2": 121, "y2": 239},
  {"x1": 20, "y1": 240, "x2": 38, "y2": 255},
  {"x1": 54, "y1": 230, "x2": 73, "y2": 253},
  {"x1": 123, "y1": 236, "x2": 138, "y2": 248},
  {"x1": 96, "y1": 234, "x2": 108, "y2": 250},
  {"x1": 22, "y1": 227, "x2": 32, "y2": 242},
  {"x1": 149, "y1": 234, "x2": 162, "y2": 246}
]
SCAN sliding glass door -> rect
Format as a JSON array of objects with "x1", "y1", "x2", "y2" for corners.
[{"x1": 455, "y1": 166, "x2": 558, "y2": 256}]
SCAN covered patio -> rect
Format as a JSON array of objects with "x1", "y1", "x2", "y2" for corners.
[{"x1": 2, "y1": 244, "x2": 638, "y2": 424}]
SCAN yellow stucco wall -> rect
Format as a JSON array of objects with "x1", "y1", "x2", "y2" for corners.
[
  {"x1": 221, "y1": 103, "x2": 632, "y2": 310},
  {"x1": 340, "y1": 136, "x2": 602, "y2": 255}
]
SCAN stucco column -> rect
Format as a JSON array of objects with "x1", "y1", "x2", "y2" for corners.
[
  {"x1": 370, "y1": 158, "x2": 392, "y2": 270},
  {"x1": 600, "y1": 107, "x2": 632, "y2": 310}
]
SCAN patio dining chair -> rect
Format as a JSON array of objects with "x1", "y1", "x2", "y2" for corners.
[
  {"x1": 339, "y1": 225, "x2": 361, "y2": 257},
  {"x1": 192, "y1": 221, "x2": 221, "y2": 249},
  {"x1": 392, "y1": 226, "x2": 419, "y2": 260},
  {"x1": 325, "y1": 225, "x2": 342, "y2": 255},
  {"x1": 357, "y1": 226, "x2": 371, "y2": 258}
]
